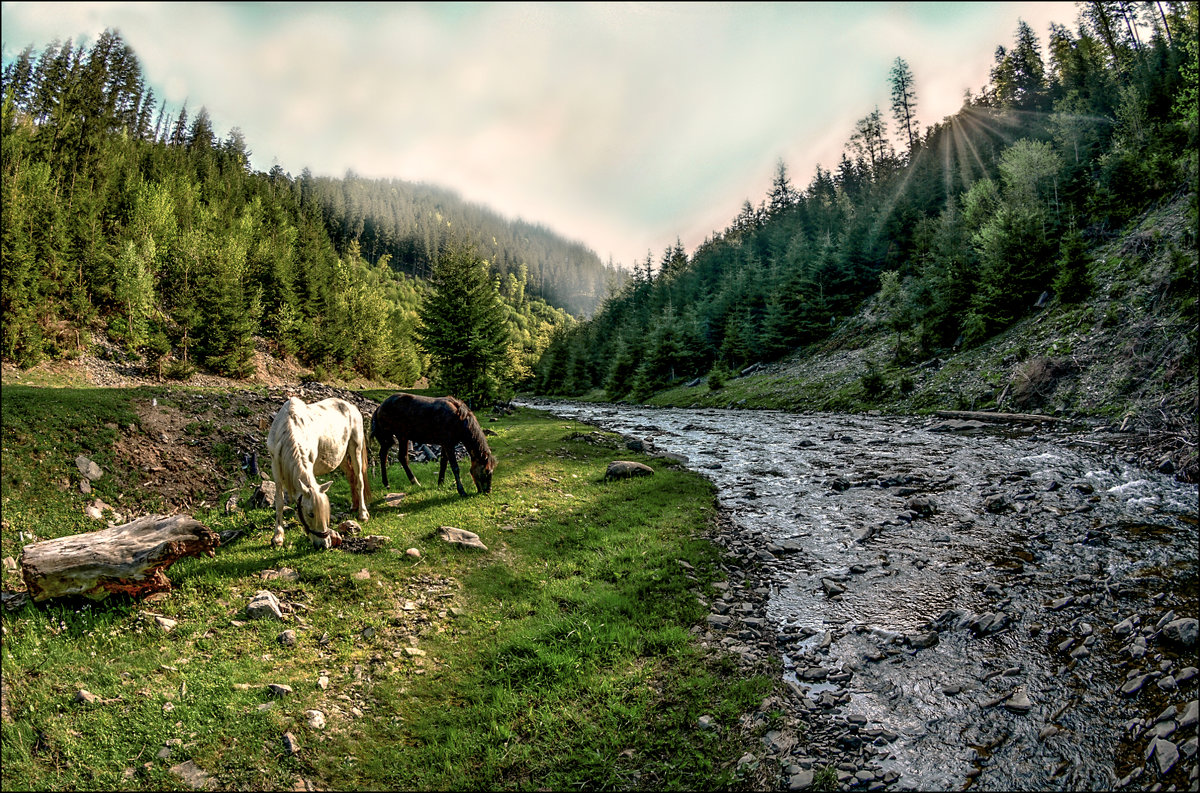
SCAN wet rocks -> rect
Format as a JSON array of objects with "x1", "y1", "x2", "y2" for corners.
[{"x1": 1163, "y1": 618, "x2": 1198, "y2": 646}]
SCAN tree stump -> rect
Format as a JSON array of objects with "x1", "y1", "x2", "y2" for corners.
[{"x1": 19, "y1": 515, "x2": 219, "y2": 601}]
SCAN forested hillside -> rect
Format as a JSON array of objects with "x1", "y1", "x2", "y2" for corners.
[
  {"x1": 0, "y1": 30, "x2": 578, "y2": 387},
  {"x1": 304, "y1": 172, "x2": 625, "y2": 317},
  {"x1": 534, "y1": 4, "x2": 1198, "y2": 402}
]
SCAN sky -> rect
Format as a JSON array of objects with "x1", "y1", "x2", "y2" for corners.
[{"x1": 1, "y1": 1, "x2": 1082, "y2": 268}]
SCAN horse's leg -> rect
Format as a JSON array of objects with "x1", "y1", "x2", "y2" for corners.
[
  {"x1": 378, "y1": 435, "x2": 393, "y2": 489},
  {"x1": 446, "y1": 446, "x2": 468, "y2": 497},
  {"x1": 271, "y1": 457, "x2": 288, "y2": 548},
  {"x1": 343, "y1": 439, "x2": 370, "y2": 523},
  {"x1": 399, "y1": 438, "x2": 420, "y2": 486},
  {"x1": 438, "y1": 449, "x2": 448, "y2": 486}
]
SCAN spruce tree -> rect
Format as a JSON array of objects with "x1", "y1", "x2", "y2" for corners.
[{"x1": 417, "y1": 239, "x2": 509, "y2": 407}]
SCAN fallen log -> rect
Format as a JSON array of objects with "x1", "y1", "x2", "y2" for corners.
[
  {"x1": 20, "y1": 515, "x2": 219, "y2": 602},
  {"x1": 934, "y1": 410, "x2": 1066, "y2": 425}
]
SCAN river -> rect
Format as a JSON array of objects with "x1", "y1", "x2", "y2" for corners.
[{"x1": 517, "y1": 399, "x2": 1199, "y2": 792}]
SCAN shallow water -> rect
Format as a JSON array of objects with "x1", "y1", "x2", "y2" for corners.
[{"x1": 519, "y1": 399, "x2": 1199, "y2": 791}]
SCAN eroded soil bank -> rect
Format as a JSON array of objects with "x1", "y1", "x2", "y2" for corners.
[{"x1": 521, "y1": 398, "x2": 1199, "y2": 792}]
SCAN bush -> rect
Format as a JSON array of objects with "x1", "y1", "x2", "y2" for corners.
[
  {"x1": 707, "y1": 367, "x2": 726, "y2": 390},
  {"x1": 164, "y1": 359, "x2": 196, "y2": 381},
  {"x1": 861, "y1": 363, "x2": 887, "y2": 398}
]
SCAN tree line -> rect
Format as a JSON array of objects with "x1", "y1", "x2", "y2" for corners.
[
  {"x1": 533, "y1": 2, "x2": 1198, "y2": 401},
  {"x1": 1, "y1": 29, "x2": 573, "y2": 393}
]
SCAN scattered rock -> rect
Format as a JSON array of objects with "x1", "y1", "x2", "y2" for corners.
[
  {"x1": 247, "y1": 590, "x2": 284, "y2": 621},
  {"x1": 352, "y1": 569, "x2": 370, "y2": 581},
  {"x1": 249, "y1": 481, "x2": 277, "y2": 509},
  {"x1": 278, "y1": 630, "x2": 296, "y2": 647},
  {"x1": 169, "y1": 760, "x2": 216, "y2": 790},
  {"x1": 1162, "y1": 618, "x2": 1198, "y2": 646},
  {"x1": 154, "y1": 616, "x2": 177, "y2": 633},
  {"x1": 437, "y1": 526, "x2": 487, "y2": 550},
  {"x1": 604, "y1": 460, "x2": 654, "y2": 481},
  {"x1": 75, "y1": 455, "x2": 103, "y2": 481},
  {"x1": 282, "y1": 731, "x2": 299, "y2": 755},
  {"x1": 268, "y1": 683, "x2": 293, "y2": 697},
  {"x1": 305, "y1": 710, "x2": 325, "y2": 729},
  {"x1": 382, "y1": 493, "x2": 407, "y2": 508},
  {"x1": 405, "y1": 547, "x2": 421, "y2": 559}
]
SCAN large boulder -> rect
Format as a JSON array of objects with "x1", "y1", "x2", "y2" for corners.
[{"x1": 605, "y1": 461, "x2": 654, "y2": 481}]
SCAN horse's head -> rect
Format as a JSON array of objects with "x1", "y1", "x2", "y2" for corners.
[
  {"x1": 470, "y1": 453, "x2": 498, "y2": 494},
  {"x1": 297, "y1": 480, "x2": 338, "y2": 547}
]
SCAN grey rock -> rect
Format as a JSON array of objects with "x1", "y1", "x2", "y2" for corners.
[
  {"x1": 169, "y1": 760, "x2": 216, "y2": 790},
  {"x1": 604, "y1": 461, "x2": 654, "y2": 481},
  {"x1": 908, "y1": 631, "x2": 939, "y2": 649},
  {"x1": 282, "y1": 731, "x2": 299, "y2": 755},
  {"x1": 1121, "y1": 675, "x2": 1150, "y2": 696},
  {"x1": 278, "y1": 630, "x2": 297, "y2": 647},
  {"x1": 247, "y1": 590, "x2": 284, "y2": 620},
  {"x1": 249, "y1": 480, "x2": 277, "y2": 509},
  {"x1": 1175, "y1": 666, "x2": 1198, "y2": 685},
  {"x1": 267, "y1": 683, "x2": 293, "y2": 697},
  {"x1": 1153, "y1": 738, "x2": 1178, "y2": 775},
  {"x1": 1162, "y1": 618, "x2": 1198, "y2": 646},
  {"x1": 306, "y1": 710, "x2": 326, "y2": 729},
  {"x1": 1114, "y1": 616, "x2": 1138, "y2": 636},
  {"x1": 1004, "y1": 690, "x2": 1033, "y2": 713},
  {"x1": 788, "y1": 769, "x2": 814, "y2": 790},
  {"x1": 821, "y1": 578, "x2": 846, "y2": 597},
  {"x1": 437, "y1": 526, "x2": 488, "y2": 550},
  {"x1": 75, "y1": 455, "x2": 103, "y2": 481},
  {"x1": 1179, "y1": 700, "x2": 1198, "y2": 730}
]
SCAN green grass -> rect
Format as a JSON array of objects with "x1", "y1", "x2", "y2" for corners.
[{"x1": 1, "y1": 386, "x2": 776, "y2": 791}]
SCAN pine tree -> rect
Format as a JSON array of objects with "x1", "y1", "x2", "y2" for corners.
[
  {"x1": 417, "y1": 239, "x2": 509, "y2": 407},
  {"x1": 889, "y1": 58, "x2": 920, "y2": 156}
]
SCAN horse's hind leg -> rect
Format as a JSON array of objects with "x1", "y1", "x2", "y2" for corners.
[
  {"x1": 399, "y1": 439, "x2": 420, "y2": 486},
  {"x1": 343, "y1": 442, "x2": 370, "y2": 523},
  {"x1": 438, "y1": 452, "x2": 448, "y2": 486}
]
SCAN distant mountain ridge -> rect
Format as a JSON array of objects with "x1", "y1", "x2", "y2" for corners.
[{"x1": 296, "y1": 170, "x2": 627, "y2": 318}]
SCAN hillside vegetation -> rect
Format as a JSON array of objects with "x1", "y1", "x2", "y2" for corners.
[
  {"x1": 0, "y1": 30, "x2": 611, "y2": 387},
  {"x1": 533, "y1": 6, "x2": 1198, "y2": 448}
]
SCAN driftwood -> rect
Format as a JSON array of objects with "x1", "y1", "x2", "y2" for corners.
[
  {"x1": 934, "y1": 410, "x2": 1066, "y2": 425},
  {"x1": 20, "y1": 515, "x2": 219, "y2": 602}
]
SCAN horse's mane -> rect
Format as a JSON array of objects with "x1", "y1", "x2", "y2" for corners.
[{"x1": 447, "y1": 396, "x2": 494, "y2": 462}]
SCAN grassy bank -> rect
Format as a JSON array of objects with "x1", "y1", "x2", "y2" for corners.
[{"x1": 1, "y1": 385, "x2": 775, "y2": 791}]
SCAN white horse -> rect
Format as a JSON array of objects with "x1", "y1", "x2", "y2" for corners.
[{"x1": 266, "y1": 397, "x2": 371, "y2": 548}]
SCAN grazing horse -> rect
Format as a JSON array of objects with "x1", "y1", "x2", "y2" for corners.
[
  {"x1": 371, "y1": 393, "x2": 497, "y2": 496},
  {"x1": 266, "y1": 397, "x2": 371, "y2": 548}
]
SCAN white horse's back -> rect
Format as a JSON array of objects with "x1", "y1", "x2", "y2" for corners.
[{"x1": 267, "y1": 397, "x2": 370, "y2": 548}]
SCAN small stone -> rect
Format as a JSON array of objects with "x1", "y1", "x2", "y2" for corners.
[
  {"x1": 821, "y1": 578, "x2": 846, "y2": 597},
  {"x1": 282, "y1": 731, "x2": 299, "y2": 755},
  {"x1": 403, "y1": 647, "x2": 426, "y2": 657},
  {"x1": 1178, "y1": 700, "x2": 1198, "y2": 730},
  {"x1": 908, "y1": 631, "x2": 939, "y2": 649},
  {"x1": 75, "y1": 455, "x2": 103, "y2": 481},
  {"x1": 1153, "y1": 738, "x2": 1179, "y2": 775},
  {"x1": 267, "y1": 684, "x2": 293, "y2": 697},
  {"x1": 75, "y1": 689, "x2": 99, "y2": 706},
  {"x1": 437, "y1": 526, "x2": 488, "y2": 550},
  {"x1": 1004, "y1": 690, "x2": 1033, "y2": 713},
  {"x1": 788, "y1": 769, "x2": 814, "y2": 790},
  {"x1": 154, "y1": 616, "x2": 177, "y2": 633},
  {"x1": 605, "y1": 461, "x2": 654, "y2": 481},
  {"x1": 169, "y1": 760, "x2": 216, "y2": 790},
  {"x1": 698, "y1": 715, "x2": 717, "y2": 731},
  {"x1": 352, "y1": 569, "x2": 370, "y2": 580},
  {"x1": 1162, "y1": 618, "x2": 1198, "y2": 646},
  {"x1": 305, "y1": 710, "x2": 326, "y2": 729},
  {"x1": 247, "y1": 591, "x2": 284, "y2": 621},
  {"x1": 317, "y1": 676, "x2": 330, "y2": 691},
  {"x1": 405, "y1": 548, "x2": 420, "y2": 559},
  {"x1": 278, "y1": 630, "x2": 297, "y2": 647},
  {"x1": 1121, "y1": 675, "x2": 1150, "y2": 696}
]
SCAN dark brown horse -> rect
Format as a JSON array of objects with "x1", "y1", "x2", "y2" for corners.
[{"x1": 371, "y1": 393, "x2": 497, "y2": 496}]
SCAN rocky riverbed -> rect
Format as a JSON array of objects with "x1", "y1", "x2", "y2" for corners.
[{"x1": 519, "y1": 399, "x2": 1199, "y2": 792}]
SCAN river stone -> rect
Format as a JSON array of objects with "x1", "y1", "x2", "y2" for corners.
[
  {"x1": 821, "y1": 579, "x2": 846, "y2": 597},
  {"x1": 908, "y1": 631, "x2": 939, "y2": 649},
  {"x1": 437, "y1": 526, "x2": 487, "y2": 550},
  {"x1": 1153, "y1": 738, "x2": 1179, "y2": 775},
  {"x1": 984, "y1": 494, "x2": 1012, "y2": 513},
  {"x1": 905, "y1": 495, "x2": 937, "y2": 517},
  {"x1": 1121, "y1": 674, "x2": 1150, "y2": 696},
  {"x1": 788, "y1": 769, "x2": 814, "y2": 790},
  {"x1": 247, "y1": 590, "x2": 284, "y2": 620},
  {"x1": 604, "y1": 461, "x2": 654, "y2": 481},
  {"x1": 1179, "y1": 700, "x2": 1198, "y2": 729},
  {"x1": 1114, "y1": 616, "x2": 1138, "y2": 636},
  {"x1": 75, "y1": 455, "x2": 103, "y2": 481},
  {"x1": 1162, "y1": 618, "x2": 1198, "y2": 646}
]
